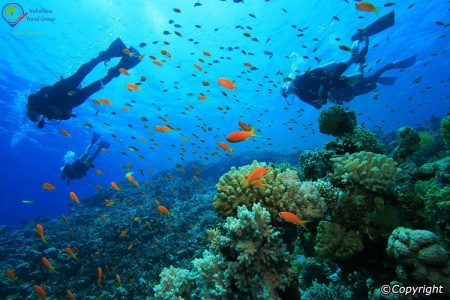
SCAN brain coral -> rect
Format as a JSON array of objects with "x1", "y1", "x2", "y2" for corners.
[
  {"x1": 213, "y1": 161, "x2": 326, "y2": 222},
  {"x1": 331, "y1": 151, "x2": 398, "y2": 194},
  {"x1": 386, "y1": 227, "x2": 450, "y2": 290}
]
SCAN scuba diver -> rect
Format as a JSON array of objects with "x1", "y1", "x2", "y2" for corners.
[
  {"x1": 26, "y1": 38, "x2": 142, "y2": 128},
  {"x1": 281, "y1": 11, "x2": 417, "y2": 109},
  {"x1": 61, "y1": 133, "x2": 109, "y2": 183}
]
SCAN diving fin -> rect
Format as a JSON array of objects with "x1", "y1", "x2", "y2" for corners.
[
  {"x1": 98, "y1": 141, "x2": 110, "y2": 149},
  {"x1": 351, "y1": 11, "x2": 395, "y2": 41},
  {"x1": 117, "y1": 46, "x2": 142, "y2": 70},
  {"x1": 91, "y1": 132, "x2": 101, "y2": 143},
  {"x1": 392, "y1": 55, "x2": 417, "y2": 69},
  {"x1": 99, "y1": 38, "x2": 127, "y2": 60},
  {"x1": 377, "y1": 76, "x2": 397, "y2": 85}
]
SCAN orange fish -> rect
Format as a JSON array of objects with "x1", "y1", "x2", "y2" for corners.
[
  {"x1": 69, "y1": 192, "x2": 80, "y2": 205},
  {"x1": 250, "y1": 179, "x2": 265, "y2": 190},
  {"x1": 154, "y1": 125, "x2": 172, "y2": 132},
  {"x1": 355, "y1": 2, "x2": 379, "y2": 13},
  {"x1": 97, "y1": 266, "x2": 103, "y2": 287},
  {"x1": 120, "y1": 107, "x2": 130, "y2": 112},
  {"x1": 67, "y1": 290, "x2": 77, "y2": 300},
  {"x1": 226, "y1": 128, "x2": 258, "y2": 143},
  {"x1": 42, "y1": 183, "x2": 56, "y2": 191},
  {"x1": 158, "y1": 205, "x2": 170, "y2": 218},
  {"x1": 278, "y1": 211, "x2": 310, "y2": 230},
  {"x1": 60, "y1": 130, "x2": 72, "y2": 138},
  {"x1": 99, "y1": 98, "x2": 112, "y2": 105},
  {"x1": 238, "y1": 121, "x2": 252, "y2": 131},
  {"x1": 111, "y1": 181, "x2": 119, "y2": 191},
  {"x1": 194, "y1": 64, "x2": 203, "y2": 71},
  {"x1": 203, "y1": 50, "x2": 212, "y2": 56},
  {"x1": 218, "y1": 141, "x2": 233, "y2": 152},
  {"x1": 42, "y1": 257, "x2": 56, "y2": 272},
  {"x1": 92, "y1": 99, "x2": 101, "y2": 105},
  {"x1": 161, "y1": 49, "x2": 172, "y2": 58},
  {"x1": 243, "y1": 62, "x2": 253, "y2": 67},
  {"x1": 140, "y1": 75, "x2": 148, "y2": 81},
  {"x1": 119, "y1": 68, "x2": 129, "y2": 76},
  {"x1": 122, "y1": 48, "x2": 132, "y2": 56},
  {"x1": 217, "y1": 77, "x2": 237, "y2": 90},
  {"x1": 99, "y1": 214, "x2": 107, "y2": 222},
  {"x1": 244, "y1": 167, "x2": 269, "y2": 186},
  {"x1": 339, "y1": 45, "x2": 352, "y2": 52},
  {"x1": 65, "y1": 247, "x2": 78, "y2": 260},
  {"x1": 153, "y1": 59, "x2": 163, "y2": 66},
  {"x1": 198, "y1": 95, "x2": 208, "y2": 100},
  {"x1": 5, "y1": 269, "x2": 16, "y2": 282},
  {"x1": 95, "y1": 184, "x2": 102, "y2": 190},
  {"x1": 35, "y1": 285, "x2": 46, "y2": 300},
  {"x1": 96, "y1": 169, "x2": 103, "y2": 176},
  {"x1": 36, "y1": 224, "x2": 47, "y2": 244},
  {"x1": 126, "y1": 83, "x2": 141, "y2": 91}
]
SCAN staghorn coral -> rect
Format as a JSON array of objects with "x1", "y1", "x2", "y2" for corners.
[
  {"x1": 154, "y1": 204, "x2": 292, "y2": 300},
  {"x1": 386, "y1": 227, "x2": 450, "y2": 291},
  {"x1": 213, "y1": 161, "x2": 326, "y2": 223},
  {"x1": 440, "y1": 115, "x2": 450, "y2": 146},
  {"x1": 153, "y1": 266, "x2": 192, "y2": 300},
  {"x1": 391, "y1": 127, "x2": 421, "y2": 163},
  {"x1": 331, "y1": 151, "x2": 398, "y2": 194},
  {"x1": 314, "y1": 221, "x2": 363, "y2": 260},
  {"x1": 299, "y1": 150, "x2": 334, "y2": 180},
  {"x1": 318, "y1": 105, "x2": 357, "y2": 137}
]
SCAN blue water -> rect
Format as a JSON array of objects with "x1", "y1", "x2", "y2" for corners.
[{"x1": 0, "y1": 0, "x2": 448, "y2": 225}]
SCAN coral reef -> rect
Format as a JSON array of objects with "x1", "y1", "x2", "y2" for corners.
[
  {"x1": 314, "y1": 221, "x2": 363, "y2": 260},
  {"x1": 440, "y1": 115, "x2": 450, "y2": 146},
  {"x1": 318, "y1": 105, "x2": 357, "y2": 137},
  {"x1": 386, "y1": 227, "x2": 450, "y2": 291},
  {"x1": 213, "y1": 160, "x2": 326, "y2": 222},
  {"x1": 391, "y1": 127, "x2": 421, "y2": 163},
  {"x1": 326, "y1": 126, "x2": 386, "y2": 154},
  {"x1": 299, "y1": 150, "x2": 334, "y2": 180},
  {"x1": 154, "y1": 204, "x2": 293, "y2": 300},
  {"x1": 331, "y1": 151, "x2": 398, "y2": 194}
]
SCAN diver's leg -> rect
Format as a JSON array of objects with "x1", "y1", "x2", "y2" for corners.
[
  {"x1": 86, "y1": 145, "x2": 103, "y2": 165},
  {"x1": 79, "y1": 141, "x2": 95, "y2": 162},
  {"x1": 52, "y1": 38, "x2": 127, "y2": 92},
  {"x1": 67, "y1": 72, "x2": 117, "y2": 107}
]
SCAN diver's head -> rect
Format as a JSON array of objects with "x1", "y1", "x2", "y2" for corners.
[{"x1": 281, "y1": 80, "x2": 295, "y2": 98}]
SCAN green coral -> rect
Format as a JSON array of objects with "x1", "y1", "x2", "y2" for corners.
[
  {"x1": 386, "y1": 227, "x2": 450, "y2": 290},
  {"x1": 299, "y1": 150, "x2": 334, "y2": 180},
  {"x1": 153, "y1": 266, "x2": 192, "y2": 300},
  {"x1": 440, "y1": 115, "x2": 450, "y2": 145},
  {"x1": 415, "y1": 179, "x2": 450, "y2": 226},
  {"x1": 301, "y1": 282, "x2": 351, "y2": 300},
  {"x1": 154, "y1": 204, "x2": 292, "y2": 300},
  {"x1": 331, "y1": 151, "x2": 398, "y2": 194},
  {"x1": 391, "y1": 127, "x2": 421, "y2": 163},
  {"x1": 314, "y1": 220, "x2": 363, "y2": 260},
  {"x1": 318, "y1": 105, "x2": 357, "y2": 137},
  {"x1": 213, "y1": 161, "x2": 326, "y2": 222}
]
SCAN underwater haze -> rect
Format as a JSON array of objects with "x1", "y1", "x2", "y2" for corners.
[{"x1": 0, "y1": 0, "x2": 449, "y2": 299}]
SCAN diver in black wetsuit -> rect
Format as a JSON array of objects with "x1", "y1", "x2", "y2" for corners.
[
  {"x1": 61, "y1": 133, "x2": 109, "y2": 183},
  {"x1": 281, "y1": 11, "x2": 417, "y2": 109},
  {"x1": 26, "y1": 38, "x2": 142, "y2": 128}
]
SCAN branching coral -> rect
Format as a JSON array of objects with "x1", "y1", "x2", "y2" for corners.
[
  {"x1": 154, "y1": 204, "x2": 292, "y2": 300},
  {"x1": 318, "y1": 105, "x2": 357, "y2": 137},
  {"x1": 314, "y1": 221, "x2": 363, "y2": 260},
  {"x1": 386, "y1": 227, "x2": 450, "y2": 290},
  {"x1": 213, "y1": 161, "x2": 326, "y2": 222},
  {"x1": 331, "y1": 151, "x2": 398, "y2": 194},
  {"x1": 299, "y1": 150, "x2": 334, "y2": 180}
]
